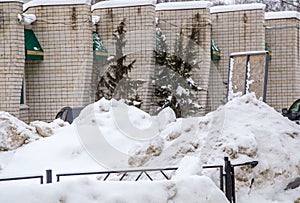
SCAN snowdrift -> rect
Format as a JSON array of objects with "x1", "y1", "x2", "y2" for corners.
[
  {"x1": 0, "y1": 111, "x2": 67, "y2": 151},
  {"x1": 0, "y1": 175, "x2": 228, "y2": 203},
  {"x1": 129, "y1": 94, "x2": 300, "y2": 202},
  {"x1": 130, "y1": 94, "x2": 300, "y2": 182},
  {"x1": 1, "y1": 94, "x2": 300, "y2": 202}
]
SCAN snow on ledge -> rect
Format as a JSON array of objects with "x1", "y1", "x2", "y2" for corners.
[
  {"x1": 265, "y1": 11, "x2": 300, "y2": 21},
  {"x1": 23, "y1": 13, "x2": 36, "y2": 25},
  {"x1": 230, "y1": 50, "x2": 268, "y2": 57},
  {"x1": 92, "y1": 15, "x2": 100, "y2": 25},
  {"x1": 92, "y1": 0, "x2": 156, "y2": 11},
  {"x1": 155, "y1": 1, "x2": 212, "y2": 11},
  {"x1": 210, "y1": 3, "x2": 265, "y2": 14},
  {"x1": 0, "y1": 0, "x2": 23, "y2": 3},
  {"x1": 24, "y1": 0, "x2": 91, "y2": 12}
]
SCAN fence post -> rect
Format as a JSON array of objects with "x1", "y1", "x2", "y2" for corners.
[
  {"x1": 219, "y1": 166, "x2": 224, "y2": 191},
  {"x1": 224, "y1": 157, "x2": 233, "y2": 203},
  {"x1": 231, "y1": 166, "x2": 236, "y2": 203},
  {"x1": 46, "y1": 169, "x2": 52, "y2": 184}
]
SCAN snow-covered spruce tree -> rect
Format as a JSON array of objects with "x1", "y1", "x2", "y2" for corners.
[
  {"x1": 154, "y1": 15, "x2": 204, "y2": 118},
  {"x1": 96, "y1": 20, "x2": 144, "y2": 108},
  {"x1": 153, "y1": 28, "x2": 177, "y2": 114}
]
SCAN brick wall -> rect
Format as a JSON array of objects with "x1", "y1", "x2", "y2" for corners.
[
  {"x1": 1, "y1": 2, "x2": 300, "y2": 122},
  {"x1": 24, "y1": 4, "x2": 93, "y2": 121},
  {"x1": 0, "y1": 1, "x2": 24, "y2": 118},
  {"x1": 265, "y1": 17, "x2": 300, "y2": 111},
  {"x1": 92, "y1": 4, "x2": 156, "y2": 113},
  {"x1": 209, "y1": 5, "x2": 265, "y2": 112}
]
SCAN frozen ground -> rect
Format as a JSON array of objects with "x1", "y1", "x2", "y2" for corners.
[{"x1": 0, "y1": 94, "x2": 300, "y2": 202}]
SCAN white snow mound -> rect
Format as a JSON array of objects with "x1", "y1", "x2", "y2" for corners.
[
  {"x1": 129, "y1": 93, "x2": 300, "y2": 202},
  {"x1": 0, "y1": 111, "x2": 38, "y2": 151},
  {"x1": 1, "y1": 94, "x2": 300, "y2": 202}
]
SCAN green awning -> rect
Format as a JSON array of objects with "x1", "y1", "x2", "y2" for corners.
[
  {"x1": 24, "y1": 29, "x2": 44, "y2": 60},
  {"x1": 93, "y1": 31, "x2": 108, "y2": 60},
  {"x1": 211, "y1": 38, "x2": 221, "y2": 60}
]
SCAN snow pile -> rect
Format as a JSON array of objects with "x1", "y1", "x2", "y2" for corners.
[
  {"x1": 129, "y1": 93, "x2": 300, "y2": 202},
  {"x1": 0, "y1": 112, "x2": 38, "y2": 151},
  {"x1": 201, "y1": 94, "x2": 300, "y2": 194},
  {"x1": 173, "y1": 156, "x2": 203, "y2": 179},
  {"x1": 0, "y1": 125, "x2": 101, "y2": 177},
  {"x1": 1, "y1": 94, "x2": 300, "y2": 202},
  {"x1": 204, "y1": 94, "x2": 300, "y2": 187},
  {"x1": 156, "y1": 107, "x2": 176, "y2": 131},
  {"x1": 0, "y1": 111, "x2": 68, "y2": 151},
  {"x1": 0, "y1": 141, "x2": 227, "y2": 203},
  {"x1": 0, "y1": 175, "x2": 228, "y2": 203},
  {"x1": 30, "y1": 119, "x2": 69, "y2": 137}
]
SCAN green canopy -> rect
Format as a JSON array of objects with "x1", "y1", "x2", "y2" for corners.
[
  {"x1": 24, "y1": 29, "x2": 44, "y2": 60},
  {"x1": 211, "y1": 38, "x2": 221, "y2": 60},
  {"x1": 93, "y1": 31, "x2": 108, "y2": 60}
]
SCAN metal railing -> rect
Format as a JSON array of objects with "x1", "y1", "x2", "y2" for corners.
[
  {"x1": 0, "y1": 175, "x2": 44, "y2": 184},
  {"x1": 0, "y1": 157, "x2": 258, "y2": 203},
  {"x1": 56, "y1": 167, "x2": 178, "y2": 182},
  {"x1": 223, "y1": 157, "x2": 258, "y2": 203}
]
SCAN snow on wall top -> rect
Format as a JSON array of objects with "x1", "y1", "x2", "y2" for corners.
[
  {"x1": 24, "y1": 0, "x2": 91, "y2": 11},
  {"x1": 230, "y1": 50, "x2": 268, "y2": 57},
  {"x1": 210, "y1": 3, "x2": 265, "y2": 14},
  {"x1": 155, "y1": 1, "x2": 212, "y2": 11},
  {"x1": 0, "y1": 0, "x2": 23, "y2": 3},
  {"x1": 265, "y1": 11, "x2": 300, "y2": 21},
  {"x1": 92, "y1": 0, "x2": 156, "y2": 11}
]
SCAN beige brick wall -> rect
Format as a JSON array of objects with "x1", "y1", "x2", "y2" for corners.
[
  {"x1": 1, "y1": 2, "x2": 299, "y2": 122},
  {"x1": 0, "y1": 1, "x2": 24, "y2": 118},
  {"x1": 19, "y1": 107, "x2": 29, "y2": 123},
  {"x1": 93, "y1": 4, "x2": 156, "y2": 113},
  {"x1": 156, "y1": 8, "x2": 211, "y2": 115},
  {"x1": 25, "y1": 4, "x2": 93, "y2": 121},
  {"x1": 265, "y1": 18, "x2": 300, "y2": 111},
  {"x1": 209, "y1": 8, "x2": 265, "y2": 112}
]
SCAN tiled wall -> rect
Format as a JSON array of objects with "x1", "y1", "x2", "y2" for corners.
[
  {"x1": 208, "y1": 8, "x2": 265, "y2": 112},
  {"x1": 0, "y1": 1, "x2": 24, "y2": 118},
  {"x1": 24, "y1": 4, "x2": 93, "y2": 121},
  {"x1": 265, "y1": 18, "x2": 300, "y2": 111}
]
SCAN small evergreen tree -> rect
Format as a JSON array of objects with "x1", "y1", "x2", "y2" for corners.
[
  {"x1": 96, "y1": 20, "x2": 143, "y2": 108},
  {"x1": 154, "y1": 15, "x2": 204, "y2": 118}
]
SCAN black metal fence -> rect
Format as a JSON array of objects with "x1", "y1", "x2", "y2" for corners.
[
  {"x1": 0, "y1": 175, "x2": 44, "y2": 184},
  {"x1": 56, "y1": 167, "x2": 178, "y2": 182},
  {"x1": 0, "y1": 157, "x2": 258, "y2": 203}
]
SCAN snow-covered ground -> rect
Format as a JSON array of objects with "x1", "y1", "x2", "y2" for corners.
[{"x1": 1, "y1": 93, "x2": 300, "y2": 203}]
